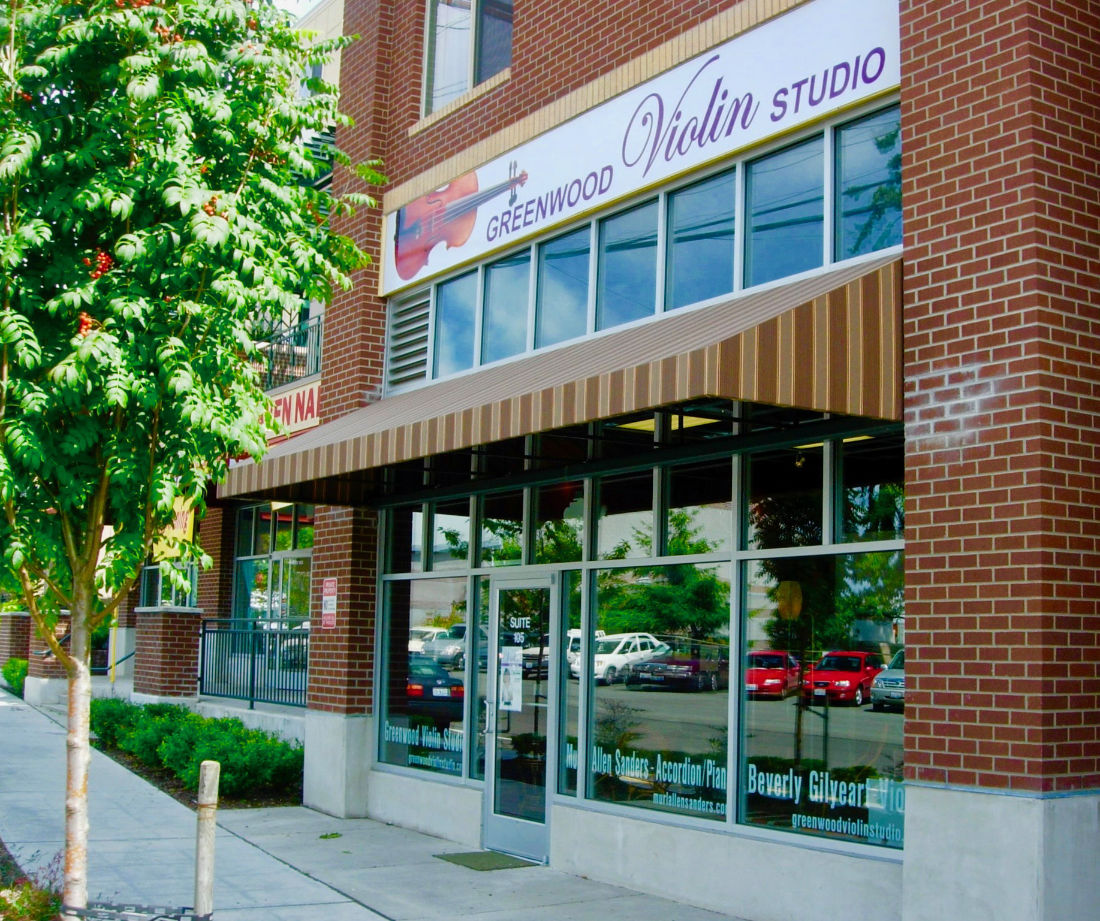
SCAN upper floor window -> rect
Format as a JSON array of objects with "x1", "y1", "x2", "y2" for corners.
[
  {"x1": 389, "y1": 104, "x2": 901, "y2": 392},
  {"x1": 425, "y1": 0, "x2": 514, "y2": 114}
]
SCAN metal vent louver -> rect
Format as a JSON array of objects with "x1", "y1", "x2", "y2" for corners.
[{"x1": 386, "y1": 298, "x2": 430, "y2": 391}]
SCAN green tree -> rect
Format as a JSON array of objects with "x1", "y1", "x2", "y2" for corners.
[{"x1": 0, "y1": 1, "x2": 381, "y2": 913}]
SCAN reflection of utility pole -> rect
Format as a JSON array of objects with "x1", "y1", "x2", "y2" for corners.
[{"x1": 797, "y1": 693, "x2": 829, "y2": 765}]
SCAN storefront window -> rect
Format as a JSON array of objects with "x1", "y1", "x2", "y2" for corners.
[
  {"x1": 232, "y1": 503, "x2": 315, "y2": 623},
  {"x1": 381, "y1": 577, "x2": 469, "y2": 777},
  {"x1": 558, "y1": 570, "x2": 581, "y2": 796},
  {"x1": 139, "y1": 562, "x2": 198, "y2": 608},
  {"x1": 480, "y1": 491, "x2": 524, "y2": 566},
  {"x1": 535, "y1": 228, "x2": 589, "y2": 348},
  {"x1": 745, "y1": 446, "x2": 823, "y2": 550},
  {"x1": 666, "y1": 460, "x2": 732, "y2": 555},
  {"x1": 745, "y1": 136, "x2": 824, "y2": 287},
  {"x1": 596, "y1": 200, "x2": 658, "y2": 331},
  {"x1": 596, "y1": 471, "x2": 653, "y2": 560},
  {"x1": 740, "y1": 552, "x2": 904, "y2": 848},
  {"x1": 387, "y1": 505, "x2": 423, "y2": 574},
  {"x1": 841, "y1": 435, "x2": 904, "y2": 542},
  {"x1": 835, "y1": 105, "x2": 902, "y2": 259},
  {"x1": 434, "y1": 270, "x2": 478, "y2": 377},
  {"x1": 432, "y1": 499, "x2": 470, "y2": 570},
  {"x1": 587, "y1": 563, "x2": 731, "y2": 820},
  {"x1": 481, "y1": 251, "x2": 530, "y2": 365},
  {"x1": 533, "y1": 482, "x2": 584, "y2": 565},
  {"x1": 666, "y1": 170, "x2": 736, "y2": 310}
]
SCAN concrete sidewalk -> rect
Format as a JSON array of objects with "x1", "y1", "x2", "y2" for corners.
[{"x1": 0, "y1": 695, "x2": 749, "y2": 921}]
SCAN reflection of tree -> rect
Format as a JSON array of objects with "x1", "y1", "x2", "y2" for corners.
[
  {"x1": 598, "y1": 509, "x2": 730, "y2": 638},
  {"x1": 845, "y1": 122, "x2": 901, "y2": 255},
  {"x1": 844, "y1": 481, "x2": 904, "y2": 541}
]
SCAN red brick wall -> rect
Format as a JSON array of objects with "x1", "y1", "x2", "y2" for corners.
[
  {"x1": 133, "y1": 610, "x2": 201, "y2": 697},
  {"x1": 306, "y1": 505, "x2": 378, "y2": 713},
  {"x1": 196, "y1": 506, "x2": 235, "y2": 618},
  {"x1": 901, "y1": 0, "x2": 1100, "y2": 792},
  {"x1": 27, "y1": 614, "x2": 70, "y2": 680},
  {"x1": 0, "y1": 613, "x2": 31, "y2": 664}
]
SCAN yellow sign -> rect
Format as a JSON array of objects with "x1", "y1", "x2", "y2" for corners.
[{"x1": 153, "y1": 499, "x2": 195, "y2": 560}]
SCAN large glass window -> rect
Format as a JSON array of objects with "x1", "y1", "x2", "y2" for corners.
[
  {"x1": 835, "y1": 105, "x2": 902, "y2": 259},
  {"x1": 666, "y1": 170, "x2": 736, "y2": 310},
  {"x1": 840, "y1": 434, "x2": 904, "y2": 542},
  {"x1": 480, "y1": 490, "x2": 524, "y2": 566},
  {"x1": 535, "y1": 228, "x2": 590, "y2": 348},
  {"x1": 232, "y1": 503, "x2": 315, "y2": 623},
  {"x1": 666, "y1": 460, "x2": 733, "y2": 555},
  {"x1": 425, "y1": 0, "x2": 513, "y2": 114},
  {"x1": 745, "y1": 137, "x2": 824, "y2": 287},
  {"x1": 740, "y1": 552, "x2": 904, "y2": 848},
  {"x1": 381, "y1": 578, "x2": 469, "y2": 776},
  {"x1": 434, "y1": 270, "x2": 478, "y2": 377},
  {"x1": 587, "y1": 563, "x2": 731, "y2": 820},
  {"x1": 596, "y1": 471, "x2": 653, "y2": 560},
  {"x1": 596, "y1": 200, "x2": 658, "y2": 331},
  {"x1": 481, "y1": 251, "x2": 530, "y2": 365},
  {"x1": 431, "y1": 499, "x2": 471, "y2": 570},
  {"x1": 746, "y1": 446, "x2": 823, "y2": 550}
]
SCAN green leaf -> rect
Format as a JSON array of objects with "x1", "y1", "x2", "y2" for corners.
[{"x1": 127, "y1": 72, "x2": 161, "y2": 102}]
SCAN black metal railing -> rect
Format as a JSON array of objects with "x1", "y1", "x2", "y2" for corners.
[
  {"x1": 198, "y1": 619, "x2": 309, "y2": 708},
  {"x1": 256, "y1": 315, "x2": 323, "y2": 391}
]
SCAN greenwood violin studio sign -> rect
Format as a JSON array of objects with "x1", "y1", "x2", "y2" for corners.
[{"x1": 382, "y1": 0, "x2": 899, "y2": 294}]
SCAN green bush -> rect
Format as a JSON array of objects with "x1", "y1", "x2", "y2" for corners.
[
  {"x1": 117, "y1": 705, "x2": 188, "y2": 768},
  {"x1": 89, "y1": 697, "x2": 142, "y2": 748},
  {"x1": 2, "y1": 658, "x2": 28, "y2": 698},
  {"x1": 92, "y1": 700, "x2": 303, "y2": 801}
]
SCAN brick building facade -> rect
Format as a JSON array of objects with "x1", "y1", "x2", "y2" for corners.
[{"x1": 118, "y1": 2, "x2": 1100, "y2": 919}]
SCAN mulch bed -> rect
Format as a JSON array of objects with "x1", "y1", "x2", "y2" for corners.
[{"x1": 94, "y1": 746, "x2": 302, "y2": 811}]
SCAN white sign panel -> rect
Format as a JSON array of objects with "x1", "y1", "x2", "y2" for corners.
[
  {"x1": 383, "y1": 0, "x2": 899, "y2": 293},
  {"x1": 499, "y1": 646, "x2": 523, "y2": 713}
]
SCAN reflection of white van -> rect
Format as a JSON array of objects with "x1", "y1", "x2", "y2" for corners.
[
  {"x1": 571, "y1": 632, "x2": 665, "y2": 684},
  {"x1": 565, "y1": 628, "x2": 605, "y2": 665},
  {"x1": 408, "y1": 625, "x2": 449, "y2": 654}
]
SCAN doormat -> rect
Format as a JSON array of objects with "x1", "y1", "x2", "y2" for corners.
[{"x1": 435, "y1": 850, "x2": 539, "y2": 871}]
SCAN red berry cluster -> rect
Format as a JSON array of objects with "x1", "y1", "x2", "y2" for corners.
[
  {"x1": 202, "y1": 195, "x2": 220, "y2": 216},
  {"x1": 17, "y1": 91, "x2": 32, "y2": 103},
  {"x1": 115, "y1": 0, "x2": 151, "y2": 7},
  {"x1": 77, "y1": 312, "x2": 95, "y2": 337},
  {"x1": 83, "y1": 250, "x2": 114, "y2": 279},
  {"x1": 153, "y1": 23, "x2": 183, "y2": 43}
]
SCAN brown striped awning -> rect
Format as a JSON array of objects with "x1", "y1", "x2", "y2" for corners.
[{"x1": 219, "y1": 255, "x2": 901, "y2": 502}]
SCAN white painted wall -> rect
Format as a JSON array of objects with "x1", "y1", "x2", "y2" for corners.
[{"x1": 366, "y1": 769, "x2": 483, "y2": 848}]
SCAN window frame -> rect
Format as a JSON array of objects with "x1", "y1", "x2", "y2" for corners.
[{"x1": 423, "y1": 0, "x2": 514, "y2": 116}]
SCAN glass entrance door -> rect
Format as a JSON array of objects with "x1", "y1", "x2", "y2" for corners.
[{"x1": 483, "y1": 576, "x2": 555, "y2": 861}]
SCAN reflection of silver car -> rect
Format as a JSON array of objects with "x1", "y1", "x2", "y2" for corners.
[{"x1": 871, "y1": 649, "x2": 905, "y2": 711}]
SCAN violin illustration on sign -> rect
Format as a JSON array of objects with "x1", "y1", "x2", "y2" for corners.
[{"x1": 394, "y1": 161, "x2": 528, "y2": 281}]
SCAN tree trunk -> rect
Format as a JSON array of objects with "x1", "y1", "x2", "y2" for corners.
[{"x1": 62, "y1": 607, "x2": 91, "y2": 919}]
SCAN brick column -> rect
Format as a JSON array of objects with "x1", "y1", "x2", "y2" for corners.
[
  {"x1": 900, "y1": 2, "x2": 1100, "y2": 919},
  {"x1": 196, "y1": 505, "x2": 236, "y2": 618},
  {"x1": 0, "y1": 612, "x2": 31, "y2": 664},
  {"x1": 23, "y1": 612, "x2": 70, "y2": 705},
  {"x1": 133, "y1": 607, "x2": 203, "y2": 701},
  {"x1": 303, "y1": 505, "x2": 378, "y2": 816}
]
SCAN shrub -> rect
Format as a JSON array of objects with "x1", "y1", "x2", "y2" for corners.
[
  {"x1": 2, "y1": 658, "x2": 28, "y2": 698},
  {"x1": 89, "y1": 697, "x2": 141, "y2": 748},
  {"x1": 117, "y1": 705, "x2": 188, "y2": 768}
]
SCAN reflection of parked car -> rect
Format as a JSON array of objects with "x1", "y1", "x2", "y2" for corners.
[
  {"x1": 801, "y1": 650, "x2": 885, "y2": 706},
  {"x1": 421, "y1": 623, "x2": 489, "y2": 670},
  {"x1": 627, "y1": 638, "x2": 729, "y2": 691},
  {"x1": 565, "y1": 628, "x2": 604, "y2": 667},
  {"x1": 408, "y1": 625, "x2": 449, "y2": 654},
  {"x1": 522, "y1": 633, "x2": 551, "y2": 678},
  {"x1": 571, "y1": 632, "x2": 665, "y2": 684},
  {"x1": 744, "y1": 650, "x2": 800, "y2": 698},
  {"x1": 871, "y1": 649, "x2": 905, "y2": 711},
  {"x1": 406, "y1": 655, "x2": 464, "y2": 728}
]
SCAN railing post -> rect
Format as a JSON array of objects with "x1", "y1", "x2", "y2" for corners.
[{"x1": 248, "y1": 621, "x2": 258, "y2": 710}]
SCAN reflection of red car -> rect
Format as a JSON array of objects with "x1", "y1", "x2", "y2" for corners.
[
  {"x1": 801, "y1": 650, "x2": 885, "y2": 707},
  {"x1": 744, "y1": 650, "x2": 800, "y2": 698}
]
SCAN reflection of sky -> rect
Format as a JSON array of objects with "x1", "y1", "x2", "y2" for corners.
[
  {"x1": 836, "y1": 107, "x2": 902, "y2": 256},
  {"x1": 597, "y1": 201, "x2": 658, "y2": 330},
  {"x1": 434, "y1": 271, "x2": 477, "y2": 376},
  {"x1": 482, "y1": 252, "x2": 529, "y2": 364},
  {"x1": 746, "y1": 138, "x2": 824, "y2": 286},
  {"x1": 428, "y1": 2, "x2": 471, "y2": 110},
  {"x1": 667, "y1": 171, "x2": 736, "y2": 309},
  {"x1": 536, "y1": 229, "x2": 589, "y2": 347}
]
